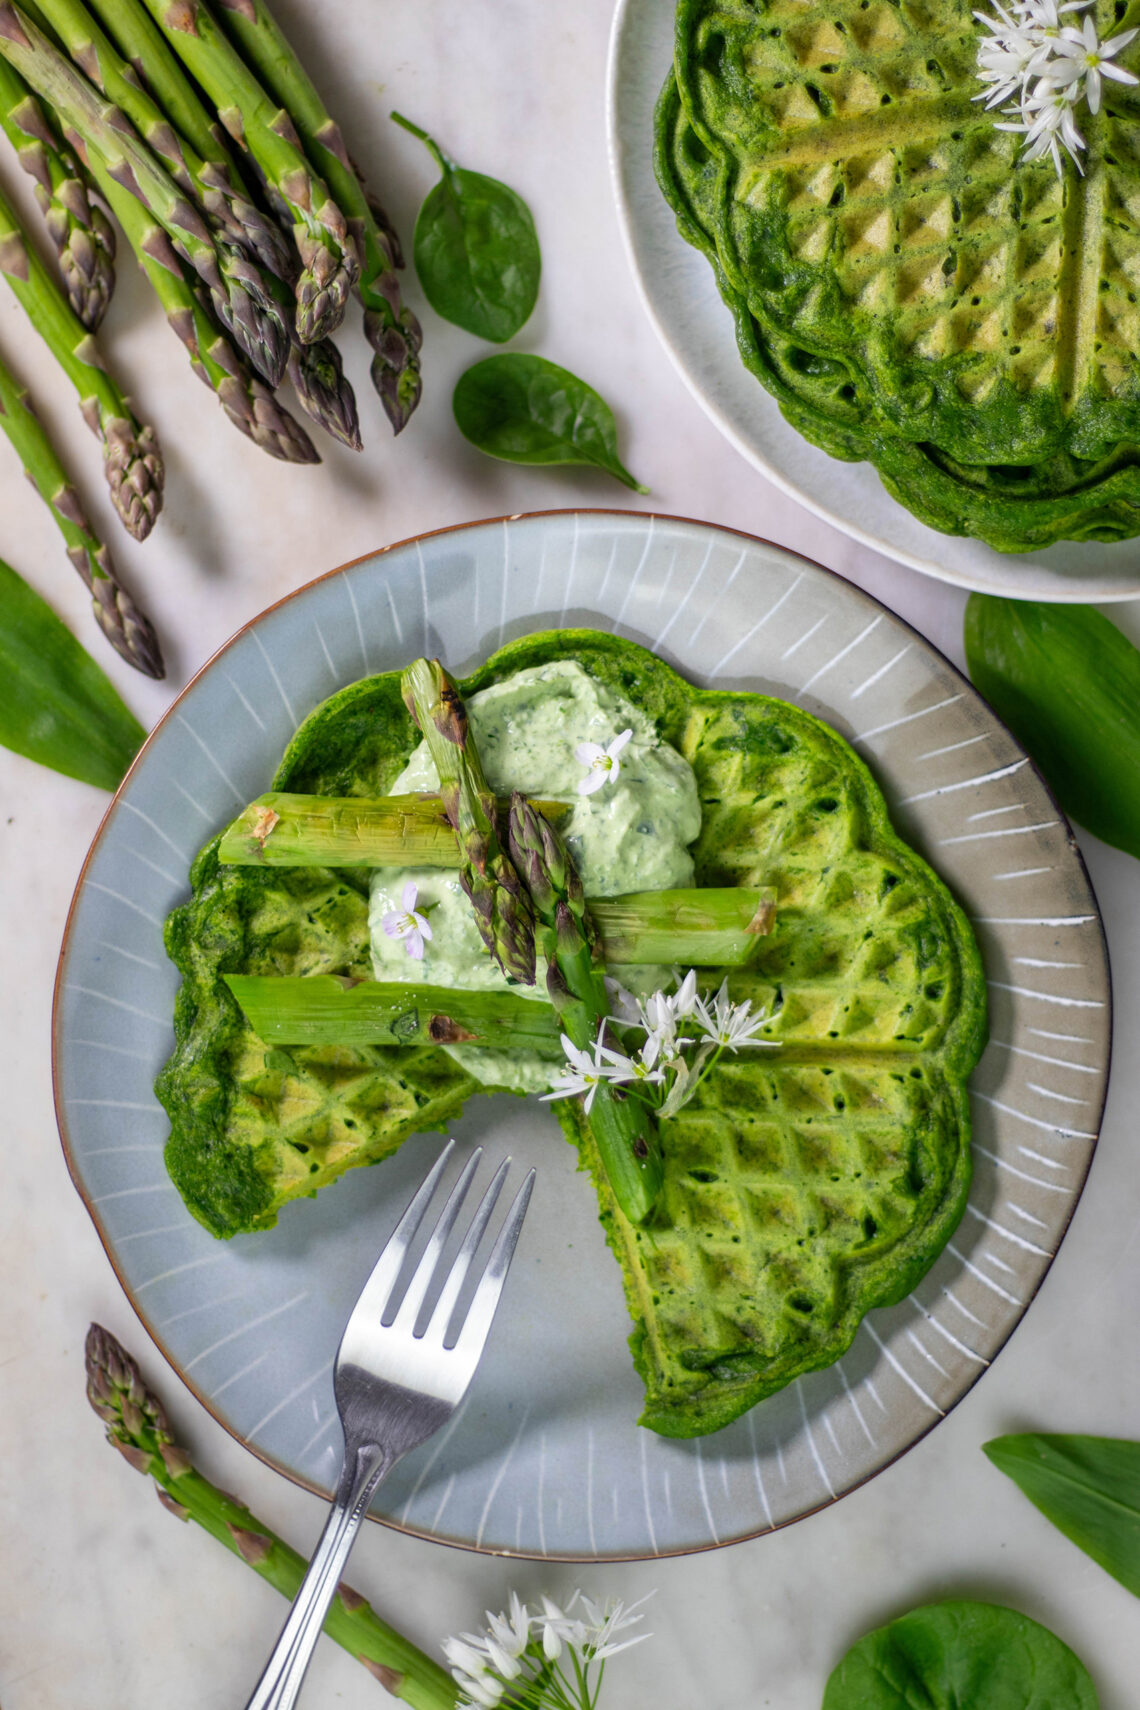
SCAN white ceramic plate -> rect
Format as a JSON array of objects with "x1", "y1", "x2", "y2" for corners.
[
  {"x1": 54, "y1": 512, "x2": 1111, "y2": 1560},
  {"x1": 607, "y1": 0, "x2": 1140, "y2": 602}
]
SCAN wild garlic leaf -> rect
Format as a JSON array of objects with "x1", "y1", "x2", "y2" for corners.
[
  {"x1": 822, "y1": 1600, "x2": 1099, "y2": 1709},
  {"x1": 392, "y1": 112, "x2": 540, "y2": 343},
  {"x1": 985, "y1": 1433, "x2": 1140, "y2": 1598},
  {"x1": 453, "y1": 353, "x2": 648, "y2": 492},
  {"x1": 0, "y1": 556, "x2": 144, "y2": 790},
  {"x1": 964, "y1": 595, "x2": 1140, "y2": 860}
]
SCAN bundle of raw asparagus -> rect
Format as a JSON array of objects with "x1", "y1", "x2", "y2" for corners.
[{"x1": 0, "y1": 0, "x2": 420, "y2": 678}]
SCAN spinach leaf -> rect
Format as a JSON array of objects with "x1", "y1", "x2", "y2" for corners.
[
  {"x1": 391, "y1": 112, "x2": 540, "y2": 343},
  {"x1": 0, "y1": 557, "x2": 144, "y2": 790},
  {"x1": 823, "y1": 1600, "x2": 1099, "y2": 1709},
  {"x1": 964, "y1": 595, "x2": 1140, "y2": 858},
  {"x1": 453, "y1": 353, "x2": 648, "y2": 492},
  {"x1": 986, "y1": 1433, "x2": 1140, "y2": 1598}
]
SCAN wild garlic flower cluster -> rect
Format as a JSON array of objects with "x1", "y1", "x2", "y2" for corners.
[
  {"x1": 974, "y1": 0, "x2": 1138, "y2": 177},
  {"x1": 443, "y1": 1590, "x2": 651, "y2": 1709},
  {"x1": 543, "y1": 970, "x2": 776, "y2": 1120}
]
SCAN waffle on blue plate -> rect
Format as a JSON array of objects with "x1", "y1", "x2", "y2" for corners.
[
  {"x1": 157, "y1": 631, "x2": 986, "y2": 1436},
  {"x1": 657, "y1": 0, "x2": 1140, "y2": 551}
]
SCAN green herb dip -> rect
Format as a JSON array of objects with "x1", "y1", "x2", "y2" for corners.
[{"x1": 368, "y1": 660, "x2": 701, "y2": 1091}]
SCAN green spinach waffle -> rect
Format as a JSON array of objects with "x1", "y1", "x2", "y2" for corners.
[
  {"x1": 657, "y1": 0, "x2": 1140, "y2": 551},
  {"x1": 157, "y1": 631, "x2": 987, "y2": 1438}
]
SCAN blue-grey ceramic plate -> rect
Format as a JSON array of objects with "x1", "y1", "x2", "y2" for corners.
[{"x1": 54, "y1": 511, "x2": 1111, "y2": 1559}]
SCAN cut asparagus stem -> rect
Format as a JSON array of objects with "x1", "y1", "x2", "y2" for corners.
[
  {"x1": 218, "y1": 790, "x2": 571, "y2": 866},
  {"x1": 85, "y1": 1325, "x2": 459, "y2": 1710},
  {"x1": 224, "y1": 902, "x2": 775, "y2": 1046},
  {"x1": 585, "y1": 886, "x2": 774, "y2": 965},
  {"x1": 90, "y1": 153, "x2": 318, "y2": 462},
  {"x1": 83, "y1": 0, "x2": 293, "y2": 276},
  {"x1": 401, "y1": 659, "x2": 537, "y2": 987},
  {"x1": 0, "y1": 51, "x2": 114, "y2": 326},
  {"x1": 131, "y1": 0, "x2": 358, "y2": 341},
  {"x1": 212, "y1": 0, "x2": 422, "y2": 430},
  {"x1": 226, "y1": 975, "x2": 564, "y2": 1050},
  {"x1": 510, "y1": 791, "x2": 663, "y2": 1225},
  {"x1": 22, "y1": 0, "x2": 292, "y2": 382},
  {"x1": 0, "y1": 346, "x2": 163, "y2": 674},
  {"x1": 287, "y1": 333, "x2": 360, "y2": 451},
  {"x1": 0, "y1": 0, "x2": 289, "y2": 385},
  {"x1": 0, "y1": 174, "x2": 162, "y2": 538},
  {"x1": 216, "y1": 790, "x2": 775, "y2": 957}
]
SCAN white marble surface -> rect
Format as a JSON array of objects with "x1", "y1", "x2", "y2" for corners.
[{"x1": 1, "y1": 1, "x2": 1139, "y2": 1703}]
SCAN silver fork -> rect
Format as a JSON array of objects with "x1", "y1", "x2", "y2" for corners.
[{"x1": 242, "y1": 1140, "x2": 535, "y2": 1710}]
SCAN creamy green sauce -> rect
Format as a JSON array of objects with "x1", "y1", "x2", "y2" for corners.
[{"x1": 368, "y1": 660, "x2": 701, "y2": 1091}]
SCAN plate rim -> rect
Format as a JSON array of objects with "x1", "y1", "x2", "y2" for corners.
[
  {"x1": 52, "y1": 507, "x2": 1114, "y2": 1560},
  {"x1": 605, "y1": 0, "x2": 1140, "y2": 603}
]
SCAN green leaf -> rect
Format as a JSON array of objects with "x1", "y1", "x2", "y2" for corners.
[
  {"x1": 0, "y1": 557, "x2": 144, "y2": 790},
  {"x1": 452, "y1": 353, "x2": 649, "y2": 492},
  {"x1": 822, "y1": 1600, "x2": 1099, "y2": 1709},
  {"x1": 985, "y1": 1432, "x2": 1140, "y2": 1598},
  {"x1": 392, "y1": 112, "x2": 540, "y2": 343},
  {"x1": 964, "y1": 596, "x2": 1140, "y2": 858}
]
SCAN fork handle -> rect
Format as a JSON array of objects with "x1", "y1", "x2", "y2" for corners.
[{"x1": 241, "y1": 1443, "x2": 392, "y2": 1710}]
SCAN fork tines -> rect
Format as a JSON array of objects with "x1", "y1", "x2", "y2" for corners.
[{"x1": 337, "y1": 1141, "x2": 534, "y2": 1388}]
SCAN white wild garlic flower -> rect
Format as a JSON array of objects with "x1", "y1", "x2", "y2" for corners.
[
  {"x1": 975, "y1": 0, "x2": 1137, "y2": 176},
  {"x1": 544, "y1": 970, "x2": 775, "y2": 1119},
  {"x1": 575, "y1": 727, "x2": 633, "y2": 795},
  {"x1": 380, "y1": 880, "x2": 433, "y2": 960},
  {"x1": 443, "y1": 1590, "x2": 652, "y2": 1709}
]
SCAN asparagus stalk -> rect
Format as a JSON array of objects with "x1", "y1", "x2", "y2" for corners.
[
  {"x1": 287, "y1": 332, "x2": 360, "y2": 452},
  {"x1": 509, "y1": 792, "x2": 663, "y2": 1225},
  {"x1": 90, "y1": 152, "x2": 318, "y2": 462},
  {"x1": 85, "y1": 1325, "x2": 459, "y2": 1710},
  {"x1": 216, "y1": 791, "x2": 775, "y2": 954},
  {"x1": 22, "y1": 0, "x2": 292, "y2": 383},
  {"x1": 0, "y1": 346, "x2": 162, "y2": 673},
  {"x1": 83, "y1": 0, "x2": 293, "y2": 277},
  {"x1": 582, "y1": 886, "x2": 774, "y2": 964},
  {"x1": 0, "y1": 176, "x2": 163, "y2": 538},
  {"x1": 131, "y1": 0, "x2": 359, "y2": 342},
  {"x1": 0, "y1": 1, "x2": 289, "y2": 385},
  {"x1": 0, "y1": 51, "x2": 114, "y2": 326},
  {"x1": 226, "y1": 974, "x2": 563, "y2": 1050},
  {"x1": 401, "y1": 659, "x2": 537, "y2": 987},
  {"x1": 218, "y1": 790, "x2": 571, "y2": 867},
  {"x1": 211, "y1": 0, "x2": 422, "y2": 431},
  {"x1": 225, "y1": 891, "x2": 775, "y2": 1044}
]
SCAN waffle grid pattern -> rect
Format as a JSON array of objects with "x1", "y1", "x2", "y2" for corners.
[{"x1": 662, "y1": 0, "x2": 1140, "y2": 547}]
